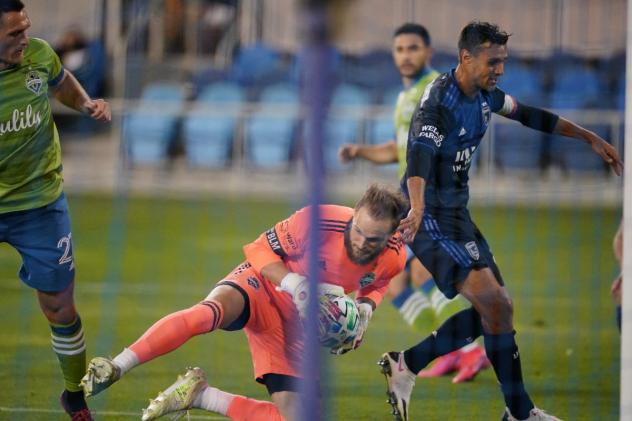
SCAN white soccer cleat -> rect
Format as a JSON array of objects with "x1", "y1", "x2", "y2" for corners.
[
  {"x1": 377, "y1": 351, "x2": 416, "y2": 421},
  {"x1": 80, "y1": 356, "x2": 121, "y2": 397},
  {"x1": 503, "y1": 407, "x2": 564, "y2": 421},
  {"x1": 141, "y1": 367, "x2": 208, "y2": 421}
]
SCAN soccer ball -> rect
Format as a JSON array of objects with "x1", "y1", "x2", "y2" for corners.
[{"x1": 317, "y1": 293, "x2": 360, "y2": 349}]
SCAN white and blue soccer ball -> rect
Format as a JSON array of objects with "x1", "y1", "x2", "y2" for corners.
[{"x1": 317, "y1": 293, "x2": 360, "y2": 349}]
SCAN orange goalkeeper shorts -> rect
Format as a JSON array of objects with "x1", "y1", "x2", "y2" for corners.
[{"x1": 217, "y1": 262, "x2": 304, "y2": 383}]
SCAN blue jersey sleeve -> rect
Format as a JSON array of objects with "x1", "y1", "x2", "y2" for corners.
[{"x1": 406, "y1": 97, "x2": 454, "y2": 180}]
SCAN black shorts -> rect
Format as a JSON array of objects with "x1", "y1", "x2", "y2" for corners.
[{"x1": 410, "y1": 207, "x2": 504, "y2": 299}]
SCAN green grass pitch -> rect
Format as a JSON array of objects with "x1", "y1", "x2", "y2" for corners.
[{"x1": 0, "y1": 194, "x2": 621, "y2": 420}]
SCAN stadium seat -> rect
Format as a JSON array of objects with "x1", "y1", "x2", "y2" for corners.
[
  {"x1": 258, "y1": 82, "x2": 300, "y2": 104},
  {"x1": 228, "y1": 43, "x2": 284, "y2": 87},
  {"x1": 245, "y1": 116, "x2": 296, "y2": 169},
  {"x1": 431, "y1": 51, "x2": 457, "y2": 74},
  {"x1": 549, "y1": 124, "x2": 611, "y2": 173},
  {"x1": 291, "y1": 45, "x2": 342, "y2": 86},
  {"x1": 369, "y1": 113, "x2": 395, "y2": 143},
  {"x1": 381, "y1": 85, "x2": 402, "y2": 106},
  {"x1": 182, "y1": 83, "x2": 245, "y2": 168},
  {"x1": 493, "y1": 120, "x2": 543, "y2": 172},
  {"x1": 549, "y1": 66, "x2": 602, "y2": 109},
  {"x1": 244, "y1": 83, "x2": 299, "y2": 169},
  {"x1": 196, "y1": 81, "x2": 245, "y2": 103},
  {"x1": 123, "y1": 83, "x2": 186, "y2": 165},
  {"x1": 331, "y1": 83, "x2": 371, "y2": 107},
  {"x1": 615, "y1": 77, "x2": 625, "y2": 110},
  {"x1": 72, "y1": 40, "x2": 106, "y2": 98},
  {"x1": 344, "y1": 49, "x2": 400, "y2": 91},
  {"x1": 320, "y1": 84, "x2": 370, "y2": 172},
  {"x1": 498, "y1": 62, "x2": 543, "y2": 106}
]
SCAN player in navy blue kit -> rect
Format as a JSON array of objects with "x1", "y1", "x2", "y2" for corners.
[{"x1": 377, "y1": 21, "x2": 623, "y2": 421}]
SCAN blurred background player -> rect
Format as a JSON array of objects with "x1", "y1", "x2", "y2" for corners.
[
  {"x1": 338, "y1": 22, "x2": 489, "y2": 383},
  {"x1": 0, "y1": 1, "x2": 111, "y2": 420},
  {"x1": 81, "y1": 184, "x2": 408, "y2": 421},
  {"x1": 379, "y1": 21, "x2": 622, "y2": 421},
  {"x1": 611, "y1": 220, "x2": 623, "y2": 332}
]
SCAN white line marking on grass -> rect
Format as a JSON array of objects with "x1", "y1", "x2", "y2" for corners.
[{"x1": 0, "y1": 406, "x2": 225, "y2": 419}]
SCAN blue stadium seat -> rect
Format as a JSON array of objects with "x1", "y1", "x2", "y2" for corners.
[
  {"x1": 323, "y1": 84, "x2": 370, "y2": 172},
  {"x1": 183, "y1": 117, "x2": 235, "y2": 168},
  {"x1": 229, "y1": 43, "x2": 284, "y2": 87},
  {"x1": 549, "y1": 124, "x2": 611, "y2": 173},
  {"x1": 493, "y1": 120, "x2": 543, "y2": 172},
  {"x1": 498, "y1": 63, "x2": 543, "y2": 105},
  {"x1": 331, "y1": 83, "x2": 370, "y2": 106},
  {"x1": 431, "y1": 51, "x2": 457, "y2": 74},
  {"x1": 291, "y1": 46, "x2": 342, "y2": 86},
  {"x1": 381, "y1": 85, "x2": 402, "y2": 106},
  {"x1": 197, "y1": 82, "x2": 245, "y2": 103},
  {"x1": 616, "y1": 77, "x2": 625, "y2": 110},
  {"x1": 324, "y1": 118, "x2": 362, "y2": 172},
  {"x1": 245, "y1": 116, "x2": 296, "y2": 169},
  {"x1": 344, "y1": 49, "x2": 400, "y2": 90},
  {"x1": 182, "y1": 83, "x2": 245, "y2": 168},
  {"x1": 549, "y1": 67, "x2": 602, "y2": 109},
  {"x1": 123, "y1": 83, "x2": 185, "y2": 165},
  {"x1": 244, "y1": 83, "x2": 299, "y2": 169},
  {"x1": 370, "y1": 114, "x2": 395, "y2": 143},
  {"x1": 72, "y1": 40, "x2": 106, "y2": 97},
  {"x1": 259, "y1": 83, "x2": 300, "y2": 104}
]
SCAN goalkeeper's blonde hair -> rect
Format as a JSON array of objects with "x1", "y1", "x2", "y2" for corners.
[{"x1": 355, "y1": 184, "x2": 409, "y2": 231}]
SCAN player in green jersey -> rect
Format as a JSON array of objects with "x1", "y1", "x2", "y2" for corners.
[
  {"x1": 0, "y1": 1, "x2": 110, "y2": 420},
  {"x1": 339, "y1": 23, "x2": 489, "y2": 383}
]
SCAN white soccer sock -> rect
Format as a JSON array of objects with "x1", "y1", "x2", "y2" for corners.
[
  {"x1": 430, "y1": 288, "x2": 450, "y2": 315},
  {"x1": 192, "y1": 385, "x2": 235, "y2": 415},
  {"x1": 112, "y1": 348, "x2": 140, "y2": 376}
]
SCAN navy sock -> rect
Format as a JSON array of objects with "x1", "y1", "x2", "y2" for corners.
[
  {"x1": 484, "y1": 332, "x2": 534, "y2": 419},
  {"x1": 403, "y1": 307, "x2": 483, "y2": 373},
  {"x1": 62, "y1": 389, "x2": 88, "y2": 412},
  {"x1": 616, "y1": 305, "x2": 622, "y2": 333}
]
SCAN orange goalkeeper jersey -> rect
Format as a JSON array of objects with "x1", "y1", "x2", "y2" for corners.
[{"x1": 243, "y1": 204, "x2": 406, "y2": 307}]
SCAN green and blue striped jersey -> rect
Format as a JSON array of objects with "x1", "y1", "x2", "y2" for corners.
[
  {"x1": 0, "y1": 37, "x2": 65, "y2": 213},
  {"x1": 393, "y1": 68, "x2": 439, "y2": 178}
]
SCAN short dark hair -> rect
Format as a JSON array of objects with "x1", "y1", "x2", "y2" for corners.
[
  {"x1": 394, "y1": 23, "x2": 431, "y2": 47},
  {"x1": 458, "y1": 21, "x2": 510, "y2": 55},
  {"x1": 0, "y1": 0, "x2": 24, "y2": 19},
  {"x1": 355, "y1": 183, "x2": 409, "y2": 231}
]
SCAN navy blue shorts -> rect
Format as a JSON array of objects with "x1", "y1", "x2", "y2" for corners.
[
  {"x1": 409, "y1": 207, "x2": 503, "y2": 299},
  {"x1": 0, "y1": 193, "x2": 75, "y2": 292}
]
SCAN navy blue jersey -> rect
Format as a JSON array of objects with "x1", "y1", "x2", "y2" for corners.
[{"x1": 402, "y1": 69, "x2": 512, "y2": 209}]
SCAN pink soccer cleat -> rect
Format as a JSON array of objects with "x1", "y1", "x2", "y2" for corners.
[
  {"x1": 451, "y1": 345, "x2": 491, "y2": 383},
  {"x1": 417, "y1": 350, "x2": 461, "y2": 378}
]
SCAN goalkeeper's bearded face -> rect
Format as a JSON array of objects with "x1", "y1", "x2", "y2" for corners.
[{"x1": 345, "y1": 207, "x2": 395, "y2": 265}]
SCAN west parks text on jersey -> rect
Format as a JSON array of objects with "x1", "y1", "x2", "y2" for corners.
[{"x1": 402, "y1": 69, "x2": 510, "y2": 209}]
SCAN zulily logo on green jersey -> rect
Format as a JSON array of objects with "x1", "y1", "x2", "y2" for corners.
[{"x1": 0, "y1": 105, "x2": 42, "y2": 137}]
